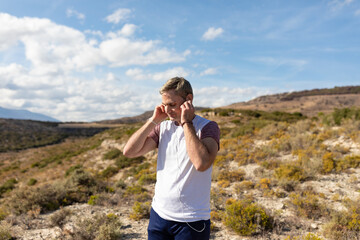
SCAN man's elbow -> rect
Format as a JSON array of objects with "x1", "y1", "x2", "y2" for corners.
[
  {"x1": 123, "y1": 146, "x2": 135, "y2": 158},
  {"x1": 194, "y1": 162, "x2": 211, "y2": 172}
]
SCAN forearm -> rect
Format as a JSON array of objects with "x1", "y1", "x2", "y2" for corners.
[
  {"x1": 123, "y1": 119, "x2": 156, "y2": 157},
  {"x1": 183, "y1": 123, "x2": 212, "y2": 171}
]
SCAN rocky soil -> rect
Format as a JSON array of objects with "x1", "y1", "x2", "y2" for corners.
[{"x1": 1, "y1": 128, "x2": 360, "y2": 240}]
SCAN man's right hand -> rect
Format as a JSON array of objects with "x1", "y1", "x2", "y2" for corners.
[{"x1": 151, "y1": 104, "x2": 167, "y2": 124}]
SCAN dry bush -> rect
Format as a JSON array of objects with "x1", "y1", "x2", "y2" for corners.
[
  {"x1": 288, "y1": 187, "x2": 328, "y2": 220},
  {"x1": 50, "y1": 207, "x2": 72, "y2": 228},
  {"x1": 6, "y1": 169, "x2": 103, "y2": 215},
  {"x1": 283, "y1": 233, "x2": 325, "y2": 240},
  {"x1": 123, "y1": 184, "x2": 151, "y2": 203},
  {"x1": 6, "y1": 184, "x2": 67, "y2": 215},
  {"x1": 0, "y1": 221, "x2": 13, "y2": 240},
  {"x1": 289, "y1": 133, "x2": 318, "y2": 153},
  {"x1": 323, "y1": 199, "x2": 360, "y2": 240},
  {"x1": 218, "y1": 169, "x2": 246, "y2": 182},
  {"x1": 257, "y1": 122, "x2": 288, "y2": 140},
  {"x1": 261, "y1": 159, "x2": 281, "y2": 170},
  {"x1": 210, "y1": 187, "x2": 228, "y2": 211},
  {"x1": 234, "y1": 180, "x2": 255, "y2": 195},
  {"x1": 73, "y1": 213, "x2": 122, "y2": 240},
  {"x1": 288, "y1": 119, "x2": 314, "y2": 137}
]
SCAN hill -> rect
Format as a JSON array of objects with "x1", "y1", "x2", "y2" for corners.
[
  {"x1": 0, "y1": 119, "x2": 110, "y2": 152},
  {"x1": 225, "y1": 85, "x2": 360, "y2": 116},
  {"x1": 97, "y1": 107, "x2": 207, "y2": 124},
  {"x1": 0, "y1": 106, "x2": 60, "y2": 122},
  {"x1": 0, "y1": 107, "x2": 359, "y2": 239}
]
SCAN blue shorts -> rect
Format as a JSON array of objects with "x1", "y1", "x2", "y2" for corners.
[{"x1": 148, "y1": 208, "x2": 211, "y2": 240}]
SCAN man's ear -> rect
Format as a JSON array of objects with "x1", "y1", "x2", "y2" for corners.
[{"x1": 186, "y1": 94, "x2": 193, "y2": 101}]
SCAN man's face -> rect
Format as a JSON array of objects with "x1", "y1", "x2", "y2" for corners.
[{"x1": 161, "y1": 89, "x2": 186, "y2": 122}]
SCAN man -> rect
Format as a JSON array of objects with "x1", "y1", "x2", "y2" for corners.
[{"x1": 123, "y1": 77, "x2": 220, "y2": 240}]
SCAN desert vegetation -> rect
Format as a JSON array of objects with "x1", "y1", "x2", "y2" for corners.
[{"x1": 0, "y1": 107, "x2": 359, "y2": 239}]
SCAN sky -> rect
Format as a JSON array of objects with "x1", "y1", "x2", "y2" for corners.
[{"x1": 0, "y1": 0, "x2": 359, "y2": 122}]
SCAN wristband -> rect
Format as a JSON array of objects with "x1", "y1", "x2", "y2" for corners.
[
  {"x1": 149, "y1": 119, "x2": 157, "y2": 126},
  {"x1": 181, "y1": 121, "x2": 193, "y2": 127}
]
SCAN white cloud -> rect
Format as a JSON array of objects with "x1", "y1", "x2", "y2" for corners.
[
  {"x1": 194, "y1": 86, "x2": 272, "y2": 108},
  {"x1": 249, "y1": 57, "x2": 307, "y2": 70},
  {"x1": 100, "y1": 37, "x2": 188, "y2": 67},
  {"x1": 202, "y1": 27, "x2": 224, "y2": 41},
  {"x1": 105, "y1": 8, "x2": 131, "y2": 24},
  {"x1": 126, "y1": 67, "x2": 189, "y2": 82},
  {"x1": 66, "y1": 8, "x2": 85, "y2": 20},
  {"x1": 152, "y1": 67, "x2": 189, "y2": 81},
  {"x1": 0, "y1": 13, "x2": 191, "y2": 121},
  {"x1": 355, "y1": 9, "x2": 360, "y2": 16},
  {"x1": 200, "y1": 68, "x2": 217, "y2": 76},
  {"x1": 118, "y1": 23, "x2": 137, "y2": 37},
  {"x1": 329, "y1": 0, "x2": 354, "y2": 11},
  {"x1": 0, "y1": 13, "x2": 188, "y2": 73},
  {"x1": 126, "y1": 68, "x2": 148, "y2": 80}
]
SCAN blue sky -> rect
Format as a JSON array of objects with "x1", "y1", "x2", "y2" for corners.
[{"x1": 0, "y1": 0, "x2": 359, "y2": 122}]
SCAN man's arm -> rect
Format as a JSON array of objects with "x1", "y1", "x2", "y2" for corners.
[
  {"x1": 183, "y1": 123, "x2": 219, "y2": 172},
  {"x1": 181, "y1": 100, "x2": 219, "y2": 172},
  {"x1": 123, "y1": 105, "x2": 166, "y2": 158}
]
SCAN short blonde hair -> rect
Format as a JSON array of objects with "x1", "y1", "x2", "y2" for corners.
[{"x1": 159, "y1": 77, "x2": 193, "y2": 99}]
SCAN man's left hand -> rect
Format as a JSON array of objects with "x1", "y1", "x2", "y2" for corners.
[{"x1": 180, "y1": 100, "x2": 195, "y2": 124}]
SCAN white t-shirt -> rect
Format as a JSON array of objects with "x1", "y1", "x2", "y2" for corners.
[{"x1": 151, "y1": 115, "x2": 215, "y2": 222}]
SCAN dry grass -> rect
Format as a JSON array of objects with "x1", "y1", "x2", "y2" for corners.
[{"x1": 1, "y1": 108, "x2": 360, "y2": 238}]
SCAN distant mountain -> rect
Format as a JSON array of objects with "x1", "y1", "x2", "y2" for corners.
[
  {"x1": 224, "y1": 85, "x2": 360, "y2": 116},
  {"x1": 0, "y1": 106, "x2": 59, "y2": 122},
  {"x1": 97, "y1": 107, "x2": 208, "y2": 124}
]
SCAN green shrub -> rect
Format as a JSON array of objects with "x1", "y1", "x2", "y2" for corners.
[
  {"x1": 330, "y1": 107, "x2": 360, "y2": 126},
  {"x1": 0, "y1": 207, "x2": 8, "y2": 221},
  {"x1": 130, "y1": 201, "x2": 151, "y2": 220},
  {"x1": 65, "y1": 164, "x2": 83, "y2": 176},
  {"x1": 116, "y1": 179, "x2": 127, "y2": 189},
  {"x1": 223, "y1": 199, "x2": 273, "y2": 236},
  {"x1": 137, "y1": 172, "x2": 156, "y2": 185},
  {"x1": 88, "y1": 195, "x2": 99, "y2": 205},
  {"x1": 103, "y1": 148, "x2": 122, "y2": 160},
  {"x1": 0, "y1": 178, "x2": 18, "y2": 197},
  {"x1": 27, "y1": 178, "x2": 38, "y2": 186},
  {"x1": 100, "y1": 166, "x2": 119, "y2": 179},
  {"x1": 336, "y1": 155, "x2": 360, "y2": 172},
  {"x1": 322, "y1": 152, "x2": 335, "y2": 174},
  {"x1": 231, "y1": 119, "x2": 271, "y2": 137},
  {"x1": 274, "y1": 163, "x2": 306, "y2": 182},
  {"x1": 115, "y1": 155, "x2": 144, "y2": 169},
  {"x1": 125, "y1": 185, "x2": 144, "y2": 195}
]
